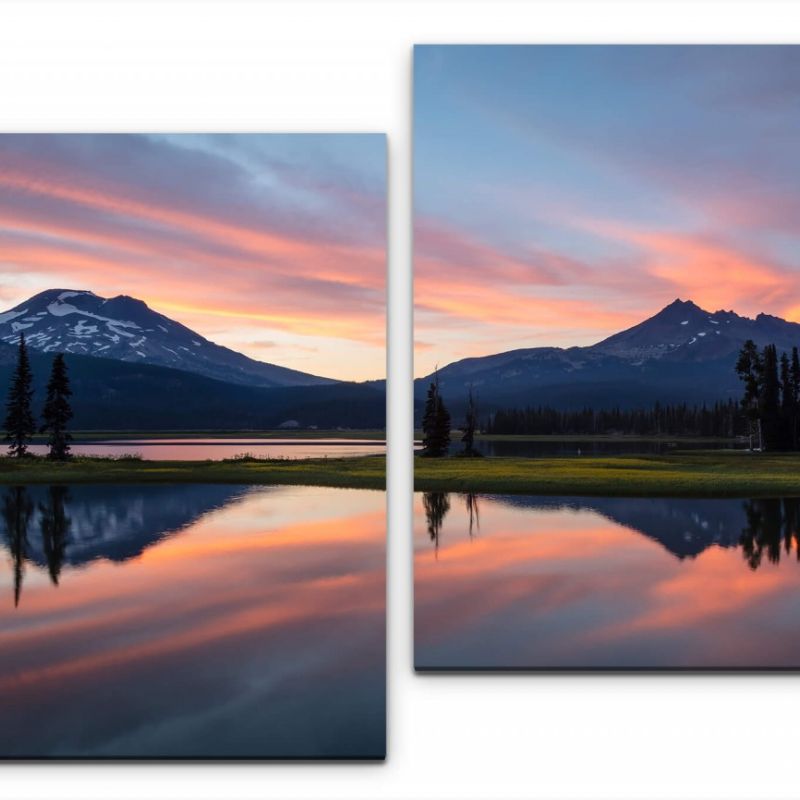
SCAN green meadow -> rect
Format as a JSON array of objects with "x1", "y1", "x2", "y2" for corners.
[
  {"x1": 0, "y1": 454, "x2": 386, "y2": 489},
  {"x1": 413, "y1": 451, "x2": 800, "y2": 497},
  {"x1": 4, "y1": 450, "x2": 800, "y2": 497}
]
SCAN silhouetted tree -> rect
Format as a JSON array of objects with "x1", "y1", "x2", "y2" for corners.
[
  {"x1": 421, "y1": 371, "x2": 451, "y2": 457},
  {"x1": 486, "y1": 399, "x2": 743, "y2": 439},
  {"x1": 4, "y1": 334, "x2": 35, "y2": 458},
  {"x1": 779, "y1": 351, "x2": 797, "y2": 451},
  {"x1": 736, "y1": 339, "x2": 763, "y2": 450},
  {"x1": 39, "y1": 486, "x2": 70, "y2": 585},
  {"x1": 41, "y1": 354, "x2": 73, "y2": 460},
  {"x1": 423, "y1": 492, "x2": 450, "y2": 554},
  {"x1": 790, "y1": 348, "x2": 800, "y2": 449},
  {"x1": 461, "y1": 387, "x2": 478, "y2": 456},
  {"x1": 760, "y1": 345, "x2": 781, "y2": 450},
  {"x1": 2, "y1": 486, "x2": 33, "y2": 607}
]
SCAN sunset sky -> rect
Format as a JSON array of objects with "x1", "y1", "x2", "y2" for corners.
[
  {"x1": 414, "y1": 45, "x2": 800, "y2": 376},
  {"x1": 0, "y1": 134, "x2": 385, "y2": 382}
]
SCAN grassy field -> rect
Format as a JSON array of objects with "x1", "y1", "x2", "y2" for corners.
[
  {"x1": 29, "y1": 429, "x2": 385, "y2": 442},
  {"x1": 5, "y1": 450, "x2": 799, "y2": 497},
  {"x1": 0, "y1": 455, "x2": 386, "y2": 489},
  {"x1": 414, "y1": 452, "x2": 800, "y2": 497}
]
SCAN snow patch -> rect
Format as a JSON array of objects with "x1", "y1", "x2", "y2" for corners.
[
  {"x1": 158, "y1": 325, "x2": 168, "y2": 333},
  {"x1": 11, "y1": 321, "x2": 33, "y2": 332},
  {"x1": 0, "y1": 308, "x2": 28, "y2": 324},
  {"x1": 192, "y1": 340, "x2": 202, "y2": 347},
  {"x1": 72, "y1": 319, "x2": 99, "y2": 337},
  {"x1": 709, "y1": 319, "x2": 719, "y2": 325},
  {"x1": 688, "y1": 337, "x2": 697, "y2": 344},
  {"x1": 680, "y1": 320, "x2": 689, "y2": 325},
  {"x1": 47, "y1": 298, "x2": 140, "y2": 343},
  {"x1": 698, "y1": 332, "x2": 706, "y2": 337}
]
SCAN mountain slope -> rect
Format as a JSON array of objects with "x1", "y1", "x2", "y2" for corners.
[
  {"x1": 0, "y1": 289, "x2": 334, "y2": 388},
  {"x1": 0, "y1": 342, "x2": 384, "y2": 430},
  {"x1": 416, "y1": 299, "x2": 800, "y2": 414}
]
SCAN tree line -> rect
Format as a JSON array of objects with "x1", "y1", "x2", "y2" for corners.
[
  {"x1": 736, "y1": 340, "x2": 800, "y2": 451},
  {"x1": 4, "y1": 334, "x2": 73, "y2": 460},
  {"x1": 486, "y1": 400, "x2": 744, "y2": 438}
]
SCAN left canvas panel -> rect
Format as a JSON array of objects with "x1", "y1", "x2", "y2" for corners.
[{"x1": 0, "y1": 133, "x2": 386, "y2": 759}]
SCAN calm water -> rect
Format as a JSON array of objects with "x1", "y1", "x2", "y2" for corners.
[
  {"x1": 446, "y1": 438, "x2": 745, "y2": 458},
  {"x1": 415, "y1": 492, "x2": 800, "y2": 669},
  {"x1": 0, "y1": 484, "x2": 385, "y2": 758},
  {"x1": 28, "y1": 437, "x2": 386, "y2": 461}
]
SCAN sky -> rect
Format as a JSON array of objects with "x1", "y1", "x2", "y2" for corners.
[
  {"x1": 414, "y1": 45, "x2": 800, "y2": 376},
  {"x1": 0, "y1": 133, "x2": 385, "y2": 382}
]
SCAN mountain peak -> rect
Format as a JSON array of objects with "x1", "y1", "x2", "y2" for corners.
[
  {"x1": 658, "y1": 298, "x2": 706, "y2": 315},
  {"x1": 0, "y1": 287, "x2": 336, "y2": 388}
]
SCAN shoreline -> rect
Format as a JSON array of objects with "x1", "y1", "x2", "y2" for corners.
[
  {"x1": 3, "y1": 451, "x2": 800, "y2": 496},
  {"x1": 0, "y1": 455, "x2": 386, "y2": 490},
  {"x1": 27, "y1": 429, "x2": 386, "y2": 442}
]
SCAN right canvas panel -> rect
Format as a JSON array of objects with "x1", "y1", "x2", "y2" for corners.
[{"x1": 413, "y1": 44, "x2": 800, "y2": 670}]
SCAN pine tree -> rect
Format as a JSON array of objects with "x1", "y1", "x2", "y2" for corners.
[
  {"x1": 736, "y1": 339, "x2": 763, "y2": 450},
  {"x1": 760, "y1": 344, "x2": 781, "y2": 451},
  {"x1": 421, "y1": 371, "x2": 451, "y2": 457},
  {"x1": 435, "y1": 390, "x2": 451, "y2": 455},
  {"x1": 791, "y1": 347, "x2": 800, "y2": 449},
  {"x1": 41, "y1": 353, "x2": 73, "y2": 460},
  {"x1": 461, "y1": 386, "x2": 478, "y2": 456},
  {"x1": 781, "y1": 352, "x2": 793, "y2": 450},
  {"x1": 4, "y1": 334, "x2": 36, "y2": 458}
]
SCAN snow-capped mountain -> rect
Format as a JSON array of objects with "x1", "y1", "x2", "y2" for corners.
[
  {"x1": 416, "y1": 299, "x2": 800, "y2": 412},
  {"x1": 591, "y1": 298, "x2": 800, "y2": 364},
  {"x1": 0, "y1": 289, "x2": 334, "y2": 388}
]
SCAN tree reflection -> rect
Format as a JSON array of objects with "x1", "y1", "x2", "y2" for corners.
[
  {"x1": 39, "y1": 486, "x2": 70, "y2": 586},
  {"x1": 463, "y1": 493, "x2": 480, "y2": 539},
  {"x1": 739, "y1": 498, "x2": 800, "y2": 570},
  {"x1": 423, "y1": 492, "x2": 450, "y2": 555},
  {"x1": 2, "y1": 486, "x2": 33, "y2": 607}
]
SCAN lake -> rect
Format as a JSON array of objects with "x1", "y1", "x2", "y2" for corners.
[
  {"x1": 0, "y1": 484, "x2": 385, "y2": 758},
  {"x1": 447, "y1": 438, "x2": 746, "y2": 458},
  {"x1": 415, "y1": 492, "x2": 800, "y2": 669},
  {"x1": 28, "y1": 437, "x2": 386, "y2": 461}
]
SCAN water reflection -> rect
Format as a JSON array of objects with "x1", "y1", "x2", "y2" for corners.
[
  {"x1": 0, "y1": 484, "x2": 385, "y2": 757},
  {"x1": 415, "y1": 492, "x2": 800, "y2": 668},
  {"x1": 28, "y1": 437, "x2": 386, "y2": 461},
  {"x1": 38, "y1": 486, "x2": 70, "y2": 586},
  {"x1": 740, "y1": 499, "x2": 800, "y2": 570},
  {"x1": 2, "y1": 486, "x2": 32, "y2": 607}
]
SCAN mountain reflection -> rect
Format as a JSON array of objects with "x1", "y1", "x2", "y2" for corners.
[
  {"x1": 1, "y1": 484, "x2": 252, "y2": 607},
  {"x1": 421, "y1": 491, "x2": 800, "y2": 571}
]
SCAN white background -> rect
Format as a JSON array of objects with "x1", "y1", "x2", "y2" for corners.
[{"x1": 2, "y1": 1, "x2": 800, "y2": 798}]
